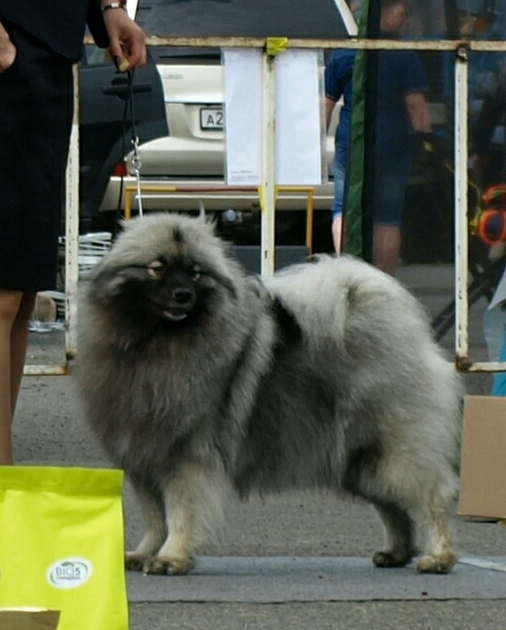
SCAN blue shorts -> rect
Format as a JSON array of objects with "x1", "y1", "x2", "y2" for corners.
[
  {"x1": 372, "y1": 157, "x2": 410, "y2": 227},
  {"x1": 330, "y1": 153, "x2": 410, "y2": 227}
]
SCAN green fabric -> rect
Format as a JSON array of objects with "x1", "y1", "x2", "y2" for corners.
[{"x1": 346, "y1": 0, "x2": 369, "y2": 257}]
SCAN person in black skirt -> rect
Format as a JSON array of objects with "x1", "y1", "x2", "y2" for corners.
[{"x1": 0, "y1": 1, "x2": 146, "y2": 464}]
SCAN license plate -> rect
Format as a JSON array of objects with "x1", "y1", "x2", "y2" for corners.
[{"x1": 200, "y1": 107, "x2": 224, "y2": 130}]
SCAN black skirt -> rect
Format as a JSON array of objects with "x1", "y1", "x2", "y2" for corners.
[{"x1": 0, "y1": 23, "x2": 73, "y2": 291}]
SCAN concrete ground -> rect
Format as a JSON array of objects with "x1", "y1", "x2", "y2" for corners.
[{"x1": 17, "y1": 263, "x2": 506, "y2": 630}]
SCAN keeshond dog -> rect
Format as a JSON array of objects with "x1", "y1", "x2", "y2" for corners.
[{"x1": 76, "y1": 212, "x2": 462, "y2": 576}]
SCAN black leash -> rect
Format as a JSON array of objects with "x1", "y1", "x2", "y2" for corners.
[
  {"x1": 114, "y1": 68, "x2": 142, "y2": 236},
  {"x1": 127, "y1": 68, "x2": 143, "y2": 216}
]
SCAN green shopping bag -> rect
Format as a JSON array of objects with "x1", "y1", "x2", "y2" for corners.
[{"x1": 0, "y1": 466, "x2": 128, "y2": 630}]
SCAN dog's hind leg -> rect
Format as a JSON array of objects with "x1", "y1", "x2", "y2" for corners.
[
  {"x1": 371, "y1": 501, "x2": 417, "y2": 568},
  {"x1": 342, "y1": 443, "x2": 456, "y2": 573},
  {"x1": 368, "y1": 476, "x2": 456, "y2": 573},
  {"x1": 370, "y1": 479, "x2": 456, "y2": 574},
  {"x1": 143, "y1": 461, "x2": 231, "y2": 576},
  {"x1": 375, "y1": 474, "x2": 456, "y2": 573},
  {"x1": 415, "y1": 486, "x2": 457, "y2": 574},
  {"x1": 376, "y1": 446, "x2": 457, "y2": 574},
  {"x1": 342, "y1": 446, "x2": 416, "y2": 568}
]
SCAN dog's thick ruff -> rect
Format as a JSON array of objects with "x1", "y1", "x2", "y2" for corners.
[{"x1": 77, "y1": 213, "x2": 462, "y2": 576}]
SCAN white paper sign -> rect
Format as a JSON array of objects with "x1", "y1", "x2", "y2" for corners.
[
  {"x1": 223, "y1": 49, "x2": 263, "y2": 185},
  {"x1": 275, "y1": 49, "x2": 324, "y2": 185},
  {"x1": 224, "y1": 48, "x2": 324, "y2": 186}
]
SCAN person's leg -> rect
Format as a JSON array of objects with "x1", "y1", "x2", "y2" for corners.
[
  {"x1": 332, "y1": 216, "x2": 343, "y2": 254},
  {"x1": 11, "y1": 292, "x2": 36, "y2": 415},
  {"x1": 0, "y1": 289, "x2": 36, "y2": 464},
  {"x1": 372, "y1": 223, "x2": 401, "y2": 276},
  {"x1": 331, "y1": 157, "x2": 346, "y2": 254},
  {"x1": 0, "y1": 290, "x2": 23, "y2": 464},
  {"x1": 372, "y1": 159, "x2": 407, "y2": 276}
]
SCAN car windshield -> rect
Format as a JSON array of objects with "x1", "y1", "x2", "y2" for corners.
[{"x1": 136, "y1": 0, "x2": 349, "y2": 39}]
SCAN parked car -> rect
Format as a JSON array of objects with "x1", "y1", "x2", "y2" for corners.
[{"x1": 95, "y1": 44, "x2": 340, "y2": 252}]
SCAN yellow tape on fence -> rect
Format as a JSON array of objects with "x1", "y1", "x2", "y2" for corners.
[{"x1": 266, "y1": 37, "x2": 288, "y2": 55}]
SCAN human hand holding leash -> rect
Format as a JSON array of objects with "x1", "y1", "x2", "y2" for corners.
[
  {"x1": 0, "y1": 21, "x2": 16, "y2": 73},
  {"x1": 101, "y1": 1, "x2": 147, "y2": 71}
]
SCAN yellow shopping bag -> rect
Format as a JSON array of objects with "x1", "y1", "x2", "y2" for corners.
[{"x1": 0, "y1": 466, "x2": 128, "y2": 630}]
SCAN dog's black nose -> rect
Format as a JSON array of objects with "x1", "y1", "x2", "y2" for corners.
[{"x1": 172, "y1": 287, "x2": 194, "y2": 306}]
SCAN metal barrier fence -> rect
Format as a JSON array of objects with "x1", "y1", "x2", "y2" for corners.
[{"x1": 31, "y1": 35, "x2": 506, "y2": 375}]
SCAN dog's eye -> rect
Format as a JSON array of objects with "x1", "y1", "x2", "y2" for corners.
[
  {"x1": 191, "y1": 266, "x2": 201, "y2": 281},
  {"x1": 147, "y1": 260, "x2": 165, "y2": 279}
]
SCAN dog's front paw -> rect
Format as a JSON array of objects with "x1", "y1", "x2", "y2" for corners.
[
  {"x1": 142, "y1": 554, "x2": 196, "y2": 576},
  {"x1": 416, "y1": 552, "x2": 457, "y2": 574}
]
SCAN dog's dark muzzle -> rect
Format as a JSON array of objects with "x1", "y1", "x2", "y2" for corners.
[
  {"x1": 164, "y1": 285, "x2": 196, "y2": 321},
  {"x1": 156, "y1": 284, "x2": 197, "y2": 321}
]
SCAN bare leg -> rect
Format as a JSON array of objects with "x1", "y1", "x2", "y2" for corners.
[
  {"x1": 0, "y1": 290, "x2": 22, "y2": 464},
  {"x1": 372, "y1": 224, "x2": 401, "y2": 276},
  {"x1": 11, "y1": 293, "x2": 36, "y2": 415},
  {"x1": 332, "y1": 215, "x2": 343, "y2": 255},
  {"x1": 0, "y1": 290, "x2": 36, "y2": 464}
]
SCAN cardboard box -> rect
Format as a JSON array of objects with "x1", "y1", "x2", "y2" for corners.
[
  {"x1": 0, "y1": 609, "x2": 60, "y2": 630},
  {"x1": 458, "y1": 395, "x2": 506, "y2": 519}
]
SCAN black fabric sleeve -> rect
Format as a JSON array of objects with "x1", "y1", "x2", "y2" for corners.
[{"x1": 87, "y1": 0, "x2": 110, "y2": 49}]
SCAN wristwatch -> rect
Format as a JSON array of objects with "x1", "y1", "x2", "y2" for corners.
[{"x1": 102, "y1": 1, "x2": 127, "y2": 13}]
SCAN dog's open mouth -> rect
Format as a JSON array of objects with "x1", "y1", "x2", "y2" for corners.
[
  {"x1": 147, "y1": 300, "x2": 191, "y2": 321},
  {"x1": 161, "y1": 308, "x2": 189, "y2": 321}
]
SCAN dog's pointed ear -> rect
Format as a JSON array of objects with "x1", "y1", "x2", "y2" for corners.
[
  {"x1": 87, "y1": 264, "x2": 140, "y2": 302},
  {"x1": 205, "y1": 269, "x2": 238, "y2": 299}
]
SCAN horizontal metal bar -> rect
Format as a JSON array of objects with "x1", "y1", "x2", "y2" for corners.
[
  {"x1": 458, "y1": 361, "x2": 506, "y2": 373},
  {"x1": 23, "y1": 365, "x2": 68, "y2": 376},
  {"x1": 123, "y1": 185, "x2": 314, "y2": 193},
  {"x1": 83, "y1": 35, "x2": 506, "y2": 52}
]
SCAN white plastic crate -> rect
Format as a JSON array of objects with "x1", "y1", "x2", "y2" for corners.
[{"x1": 59, "y1": 231, "x2": 112, "y2": 279}]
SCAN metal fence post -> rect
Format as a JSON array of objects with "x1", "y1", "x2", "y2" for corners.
[
  {"x1": 65, "y1": 63, "x2": 80, "y2": 362},
  {"x1": 454, "y1": 45, "x2": 470, "y2": 367},
  {"x1": 260, "y1": 51, "x2": 277, "y2": 277}
]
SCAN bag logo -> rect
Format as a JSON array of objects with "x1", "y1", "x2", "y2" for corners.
[{"x1": 47, "y1": 557, "x2": 93, "y2": 589}]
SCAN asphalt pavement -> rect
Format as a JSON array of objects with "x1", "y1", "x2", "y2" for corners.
[{"x1": 18, "y1": 263, "x2": 506, "y2": 630}]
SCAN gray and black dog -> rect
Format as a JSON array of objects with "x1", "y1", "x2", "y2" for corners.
[{"x1": 76, "y1": 212, "x2": 462, "y2": 576}]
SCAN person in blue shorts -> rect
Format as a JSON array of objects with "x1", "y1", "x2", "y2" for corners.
[{"x1": 325, "y1": 0, "x2": 433, "y2": 275}]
